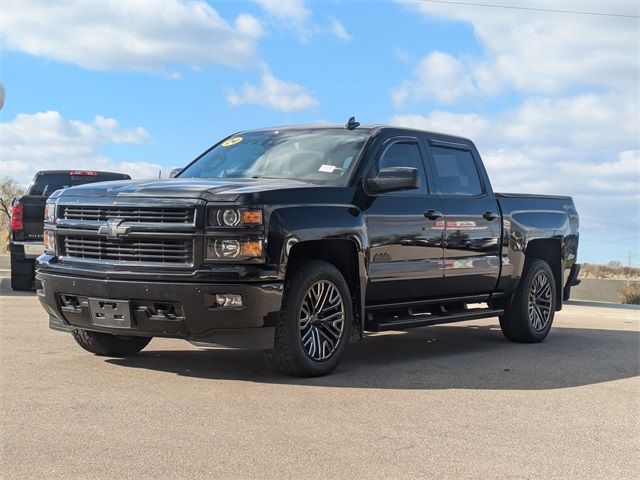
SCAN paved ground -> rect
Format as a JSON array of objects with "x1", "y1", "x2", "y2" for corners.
[{"x1": 1, "y1": 278, "x2": 638, "y2": 479}]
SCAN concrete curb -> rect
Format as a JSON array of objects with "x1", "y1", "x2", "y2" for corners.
[{"x1": 565, "y1": 300, "x2": 640, "y2": 311}]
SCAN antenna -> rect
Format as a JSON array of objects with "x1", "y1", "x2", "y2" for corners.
[{"x1": 345, "y1": 116, "x2": 360, "y2": 130}]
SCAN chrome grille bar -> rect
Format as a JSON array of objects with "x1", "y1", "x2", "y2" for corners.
[
  {"x1": 63, "y1": 236, "x2": 193, "y2": 264},
  {"x1": 62, "y1": 206, "x2": 195, "y2": 224}
]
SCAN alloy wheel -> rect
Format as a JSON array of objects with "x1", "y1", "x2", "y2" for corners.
[
  {"x1": 298, "y1": 280, "x2": 345, "y2": 361},
  {"x1": 528, "y1": 271, "x2": 553, "y2": 331}
]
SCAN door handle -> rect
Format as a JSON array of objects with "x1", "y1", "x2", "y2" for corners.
[
  {"x1": 424, "y1": 210, "x2": 442, "y2": 220},
  {"x1": 483, "y1": 211, "x2": 498, "y2": 221}
]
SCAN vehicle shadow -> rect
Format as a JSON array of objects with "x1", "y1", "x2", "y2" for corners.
[
  {"x1": 106, "y1": 324, "x2": 640, "y2": 390},
  {"x1": 0, "y1": 278, "x2": 36, "y2": 297}
]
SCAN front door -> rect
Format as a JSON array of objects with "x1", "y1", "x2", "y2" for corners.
[{"x1": 364, "y1": 137, "x2": 444, "y2": 304}]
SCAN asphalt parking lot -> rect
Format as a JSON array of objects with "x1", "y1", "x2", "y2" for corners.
[{"x1": 1, "y1": 277, "x2": 638, "y2": 479}]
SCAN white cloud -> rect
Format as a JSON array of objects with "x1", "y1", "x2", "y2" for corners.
[
  {"x1": 226, "y1": 70, "x2": 319, "y2": 111},
  {"x1": 329, "y1": 18, "x2": 351, "y2": 41},
  {"x1": 1, "y1": 0, "x2": 263, "y2": 74},
  {"x1": 0, "y1": 111, "x2": 160, "y2": 186},
  {"x1": 390, "y1": 111, "x2": 491, "y2": 139},
  {"x1": 254, "y1": 0, "x2": 350, "y2": 41},
  {"x1": 255, "y1": 0, "x2": 311, "y2": 24},
  {"x1": 398, "y1": 0, "x2": 639, "y2": 96},
  {"x1": 392, "y1": 51, "x2": 476, "y2": 106}
]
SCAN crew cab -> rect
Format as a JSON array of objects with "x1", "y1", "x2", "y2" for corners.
[
  {"x1": 10, "y1": 170, "x2": 131, "y2": 290},
  {"x1": 36, "y1": 122, "x2": 580, "y2": 376}
]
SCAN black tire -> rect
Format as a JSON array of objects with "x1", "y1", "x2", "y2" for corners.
[
  {"x1": 266, "y1": 260, "x2": 353, "y2": 377},
  {"x1": 72, "y1": 329, "x2": 151, "y2": 357},
  {"x1": 10, "y1": 255, "x2": 33, "y2": 291},
  {"x1": 11, "y1": 271, "x2": 33, "y2": 291},
  {"x1": 499, "y1": 258, "x2": 556, "y2": 343}
]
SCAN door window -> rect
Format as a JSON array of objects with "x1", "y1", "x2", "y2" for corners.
[
  {"x1": 430, "y1": 147, "x2": 483, "y2": 196},
  {"x1": 375, "y1": 141, "x2": 427, "y2": 195}
]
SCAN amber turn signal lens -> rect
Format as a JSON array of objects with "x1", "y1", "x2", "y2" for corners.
[
  {"x1": 207, "y1": 238, "x2": 263, "y2": 259},
  {"x1": 241, "y1": 210, "x2": 263, "y2": 225},
  {"x1": 240, "y1": 240, "x2": 263, "y2": 257}
]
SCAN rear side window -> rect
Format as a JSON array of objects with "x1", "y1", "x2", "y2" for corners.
[
  {"x1": 430, "y1": 147, "x2": 483, "y2": 196},
  {"x1": 375, "y1": 141, "x2": 427, "y2": 195}
]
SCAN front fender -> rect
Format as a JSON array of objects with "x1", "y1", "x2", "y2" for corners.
[
  {"x1": 266, "y1": 204, "x2": 368, "y2": 279},
  {"x1": 266, "y1": 204, "x2": 369, "y2": 332}
]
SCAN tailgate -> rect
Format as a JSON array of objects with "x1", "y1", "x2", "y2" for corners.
[{"x1": 19, "y1": 195, "x2": 46, "y2": 241}]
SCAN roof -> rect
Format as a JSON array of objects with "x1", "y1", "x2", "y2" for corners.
[{"x1": 235, "y1": 123, "x2": 474, "y2": 145}]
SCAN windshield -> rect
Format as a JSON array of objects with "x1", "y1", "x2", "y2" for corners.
[{"x1": 179, "y1": 129, "x2": 368, "y2": 185}]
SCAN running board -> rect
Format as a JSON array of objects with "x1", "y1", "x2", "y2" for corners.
[{"x1": 366, "y1": 308, "x2": 504, "y2": 332}]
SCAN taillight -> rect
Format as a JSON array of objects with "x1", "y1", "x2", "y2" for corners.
[
  {"x1": 11, "y1": 201, "x2": 24, "y2": 231},
  {"x1": 70, "y1": 170, "x2": 97, "y2": 176}
]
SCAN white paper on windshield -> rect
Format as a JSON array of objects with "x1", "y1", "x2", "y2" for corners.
[{"x1": 319, "y1": 165, "x2": 336, "y2": 173}]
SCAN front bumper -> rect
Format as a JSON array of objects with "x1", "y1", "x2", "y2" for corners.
[{"x1": 37, "y1": 270, "x2": 283, "y2": 348}]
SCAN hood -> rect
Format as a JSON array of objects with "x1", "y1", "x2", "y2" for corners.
[{"x1": 56, "y1": 177, "x2": 319, "y2": 202}]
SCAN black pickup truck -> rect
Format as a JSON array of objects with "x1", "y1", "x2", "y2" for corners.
[
  {"x1": 10, "y1": 170, "x2": 131, "y2": 290},
  {"x1": 36, "y1": 122, "x2": 580, "y2": 377}
]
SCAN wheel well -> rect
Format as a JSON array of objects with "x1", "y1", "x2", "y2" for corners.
[
  {"x1": 525, "y1": 239, "x2": 563, "y2": 309},
  {"x1": 287, "y1": 239, "x2": 361, "y2": 331}
]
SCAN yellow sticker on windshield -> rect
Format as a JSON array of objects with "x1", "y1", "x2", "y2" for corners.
[{"x1": 222, "y1": 136, "x2": 243, "y2": 147}]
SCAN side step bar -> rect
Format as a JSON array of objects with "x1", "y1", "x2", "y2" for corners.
[{"x1": 366, "y1": 308, "x2": 504, "y2": 332}]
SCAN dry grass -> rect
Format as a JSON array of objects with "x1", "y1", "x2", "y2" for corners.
[
  {"x1": 580, "y1": 262, "x2": 640, "y2": 280},
  {"x1": 0, "y1": 225, "x2": 8, "y2": 252},
  {"x1": 619, "y1": 284, "x2": 640, "y2": 305}
]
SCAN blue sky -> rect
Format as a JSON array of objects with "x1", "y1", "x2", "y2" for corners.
[{"x1": 1, "y1": 0, "x2": 639, "y2": 265}]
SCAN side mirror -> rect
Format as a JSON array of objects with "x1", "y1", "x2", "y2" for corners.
[
  {"x1": 365, "y1": 167, "x2": 419, "y2": 194},
  {"x1": 169, "y1": 167, "x2": 183, "y2": 178}
]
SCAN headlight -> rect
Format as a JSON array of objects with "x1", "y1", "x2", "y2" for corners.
[
  {"x1": 44, "y1": 230, "x2": 56, "y2": 254},
  {"x1": 206, "y1": 238, "x2": 263, "y2": 260},
  {"x1": 207, "y1": 208, "x2": 262, "y2": 227},
  {"x1": 45, "y1": 203, "x2": 56, "y2": 223}
]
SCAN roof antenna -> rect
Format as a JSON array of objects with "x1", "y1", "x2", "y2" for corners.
[{"x1": 345, "y1": 116, "x2": 360, "y2": 130}]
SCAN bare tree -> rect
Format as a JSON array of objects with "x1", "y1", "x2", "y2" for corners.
[{"x1": 0, "y1": 176, "x2": 24, "y2": 251}]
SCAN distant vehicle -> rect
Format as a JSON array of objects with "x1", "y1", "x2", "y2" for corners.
[
  {"x1": 37, "y1": 122, "x2": 580, "y2": 376},
  {"x1": 10, "y1": 170, "x2": 131, "y2": 290}
]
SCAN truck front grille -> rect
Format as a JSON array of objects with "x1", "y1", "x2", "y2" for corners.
[
  {"x1": 63, "y1": 236, "x2": 193, "y2": 264},
  {"x1": 62, "y1": 206, "x2": 195, "y2": 224}
]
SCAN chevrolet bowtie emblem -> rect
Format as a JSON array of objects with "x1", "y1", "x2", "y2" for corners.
[{"x1": 97, "y1": 219, "x2": 131, "y2": 239}]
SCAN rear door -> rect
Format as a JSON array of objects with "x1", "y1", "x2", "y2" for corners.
[
  {"x1": 423, "y1": 138, "x2": 501, "y2": 296},
  {"x1": 364, "y1": 135, "x2": 444, "y2": 303}
]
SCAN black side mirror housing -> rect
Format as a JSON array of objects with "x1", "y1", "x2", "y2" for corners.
[{"x1": 365, "y1": 167, "x2": 420, "y2": 194}]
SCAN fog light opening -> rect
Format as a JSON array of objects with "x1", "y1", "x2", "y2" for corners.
[{"x1": 215, "y1": 294, "x2": 243, "y2": 308}]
